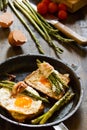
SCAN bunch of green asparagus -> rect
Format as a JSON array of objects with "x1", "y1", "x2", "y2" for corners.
[
  {"x1": 0, "y1": 0, "x2": 8, "y2": 11},
  {"x1": 48, "y1": 72, "x2": 69, "y2": 94},
  {"x1": 8, "y1": 0, "x2": 73, "y2": 55}
]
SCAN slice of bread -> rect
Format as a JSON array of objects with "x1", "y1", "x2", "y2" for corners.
[
  {"x1": 10, "y1": 104, "x2": 44, "y2": 122},
  {"x1": 0, "y1": 87, "x2": 44, "y2": 122},
  {"x1": 24, "y1": 61, "x2": 70, "y2": 100}
]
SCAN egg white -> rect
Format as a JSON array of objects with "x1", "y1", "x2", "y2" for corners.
[{"x1": 0, "y1": 87, "x2": 42, "y2": 115}]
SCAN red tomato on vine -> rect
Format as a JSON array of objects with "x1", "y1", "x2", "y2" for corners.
[
  {"x1": 37, "y1": 2, "x2": 48, "y2": 15},
  {"x1": 42, "y1": 0, "x2": 51, "y2": 6},
  {"x1": 58, "y1": 3, "x2": 67, "y2": 11},
  {"x1": 48, "y1": 2, "x2": 58, "y2": 13},
  {"x1": 58, "y1": 10, "x2": 68, "y2": 20}
]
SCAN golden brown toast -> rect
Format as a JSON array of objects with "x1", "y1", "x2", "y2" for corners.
[
  {"x1": 0, "y1": 87, "x2": 44, "y2": 122},
  {"x1": 24, "y1": 61, "x2": 70, "y2": 100},
  {"x1": 10, "y1": 104, "x2": 44, "y2": 122}
]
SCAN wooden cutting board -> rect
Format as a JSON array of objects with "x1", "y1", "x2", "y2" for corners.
[{"x1": 53, "y1": 0, "x2": 87, "y2": 12}]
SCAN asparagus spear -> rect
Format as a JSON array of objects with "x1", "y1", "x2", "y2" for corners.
[
  {"x1": 52, "y1": 72, "x2": 69, "y2": 88},
  {"x1": 23, "y1": 0, "x2": 52, "y2": 42},
  {"x1": 49, "y1": 32, "x2": 74, "y2": 43},
  {"x1": 23, "y1": 0, "x2": 57, "y2": 40},
  {"x1": 0, "y1": 80, "x2": 49, "y2": 103},
  {"x1": 13, "y1": 0, "x2": 63, "y2": 54},
  {"x1": 31, "y1": 90, "x2": 75, "y2": 124},
  {"x1": 0, "y1": 0, "x2": 8, "y2": 11},
  {"x1": 1, "y1": 80, "x2": 16, "y2": 85},
  {"x1": 48, "y1": 74, "x2": 62, "y2": 94},
  {"x1": 24, "y1": 0, "x2": 52, "y2": 28},
  {"x1": 24, "y1": 90, "x2": 49, "y2": 103},
  {"x1": 24, "y1": 0, "x2": 73, "y2": 43},
  {"x1": 0, "y1": 0, "x2": 3, "y2": 10},
  {"x1": 48, "y1": 71, "x2": 69, "y2": 94},
  {"x1": 14, "y1": 0, "x2": 47, "y2": 40},
  {"x1": 31, "y1": 113, "x2": 45, "y2": 124},
  {"x1": 8, "y1": 0, "x2": 44, "y2": 54},
  {"x1": 0, "y1": 82, "x2": 13, "y2": 89},
  {"x1": 3, "y1": 0, "x2": 8, "y2": 7}
]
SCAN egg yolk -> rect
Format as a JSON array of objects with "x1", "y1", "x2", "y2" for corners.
[
  {"x1": 40, "y1": 76, "x2": 51, "y2": 87},
  {"x1": 15, "y1": 95, "x2": 32, "y2": 108}
]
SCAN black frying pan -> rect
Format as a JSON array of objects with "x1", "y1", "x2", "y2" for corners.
[{"x1": 0, "y1": 54, "x2": 83, "y2": 129}]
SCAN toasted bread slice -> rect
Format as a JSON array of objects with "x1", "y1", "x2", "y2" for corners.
[
  {"x1": 10, "y1": 104, "x2": 44, "y2": 122},
  {"x1": 24, "y1": 61, "x2": 70, "y2": 100},
  {"x1": 0, "y1": 87, "x2": 44, "y2": 122}
]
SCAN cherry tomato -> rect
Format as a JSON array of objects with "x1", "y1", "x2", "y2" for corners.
[
  {"x1": 58, "y1": 3, "x2": 67, "y2": 11},
  {"x1": 42, "y1": 0, "x2": 51, "y2": 6},
  {"x1": 58, "y1": 10, "x2": 68, "y2": 20},
  {"x1": 48, "y1": 2, "x2": 58, "y2": 13},
  {"x1": 37, "y1": 2, "x2": 48, "y2": 15}
]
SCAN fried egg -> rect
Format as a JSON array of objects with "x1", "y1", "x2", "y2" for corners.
[{"x1": 0, "y1": 87, "x2": 44, "y2": 122}]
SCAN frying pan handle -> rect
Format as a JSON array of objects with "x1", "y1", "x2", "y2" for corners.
[
  {"x1": 53, "y1": 21, "x2": 87, "y2": 46},
  {"x1": 53, "y1": 122, "x2": 69, "y2": 130}
]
